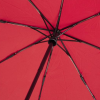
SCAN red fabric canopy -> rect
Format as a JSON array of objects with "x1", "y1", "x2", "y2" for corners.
[{"x1": 0, "y1": 0, "x2": 100, "y2": 100}]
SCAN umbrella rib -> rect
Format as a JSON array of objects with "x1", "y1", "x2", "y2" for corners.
[
  {"x1": 59, "y1": 12, "x2": 100, "y2": 31},
  {"x1": 58, "y1": 37, "x2": 70, "y2": 55},
  {"x1": 0, "y1": 20, "x2": 52, "y2": 31},
  {"x1": 63, "y1": 33, "x2": 100, "y2": 50},
  {"x1": 28, "y1": 0, "x2": 53, "y2": 35},
  {"x1": 58, "y1": 39, "x2": 96, "y2": 100},
  {"x1": 57, "y1": 39, "x2": 81, "y2": 74},
  {"x1": 56, "y1": 26, "x2": 75, "y2": 38},
  {"x1": 53, "y1": 0, "x2": 64, "y2": 36},
  {"x1": 42, "y1": 17, "x2": 52, "y2": 36},
  {"x1": 57, "y1": 39, "x2": 79, "y2": 42},
  {"x1": 32, "y1": 28, "x2": 49, "y2": 37},
  {"x1": 0, "y1": 20, "x2": 51, "y2": 37},
  {"x1": 0, "y1": 37, "x2": 48, "y2": 63},
  {"x1": 28, "y1": 0, "x2": 54, "y2": 30},
  {"x1": 57, "y1": 43, "x2": 68, "y2": 54},
  {"x1": 38, "y1": 46, "x2": 53, "y2": 100},
  {"x1": 57, "y1": 12, "x2": 100, "y2": 37},
  {"x1": 68, "y1": 52, "x2": 96, "y2": 100}
]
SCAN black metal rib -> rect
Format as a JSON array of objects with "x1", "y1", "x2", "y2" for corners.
[
  {"x1": 58, "y1": 38, "x2": 96, "y2": 100},
  {"x1": 28, "y1": 0, "x2": 54, "y2": 29},
  {"x1": 0, "y1": 37, "x2": 48, "y2": 63},
  {"x1": 60, "y1": 12, "x2": 100, "y2": 31},
  {"x1": 59, "y1": 37, "x2": 70, "y2": 55},
  {"x1": 58, "y1": 38, "x2": 81, "y2": 74},
  {"x1": 0, "y1": 20, "x2": 51, "y2": 31},
  {"x1": 57, "y1": 39, "x2": 79, "y2": 42},
  {"x1": 64, "y1": 34, "x2": 100, "y2": 50},
  {"x1": 38, "y1": 46, "x2": 53, "y2": 100},
  {"x1": 28, "y1": 0, "x2": 53, "y2": 35},
  {"x1": 56, "y1": 26, "x2": 75, "y2": 38},
  {"x1": 42, "y1": 17, "x2": 52, "y2": 36},
  {"x1": 0, "y1": 20, "x2": 52, "y2": 37},
  {"x1": 57, "y1": 12, "x2": 100, "y2": 37},
  {"x1": 57, "y1": 43, "x2": 67, "y2": 54},
  {"x1": 32, "y1": 28, "x2": 48, "y2": 37},
  {"x1": 54, "y1": 0, "x2": 64, "y2": 36}
]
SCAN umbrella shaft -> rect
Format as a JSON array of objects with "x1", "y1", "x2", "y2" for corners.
[{"x1": 25, "y1": 43, "x2": 53, "y2": 100}]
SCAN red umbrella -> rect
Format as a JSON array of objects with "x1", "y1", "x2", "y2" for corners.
[{"x1": 0, "y1": 0, "x2": 100, "y2": 100}]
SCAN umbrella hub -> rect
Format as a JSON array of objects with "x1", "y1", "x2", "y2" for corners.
[{"x1": 48, "y1": 37, "x2": 57, "y2": 46}]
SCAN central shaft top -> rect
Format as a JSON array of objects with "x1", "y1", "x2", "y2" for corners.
[{"x1": 48, "y1": 37, "x2": 57, "y2": 46}]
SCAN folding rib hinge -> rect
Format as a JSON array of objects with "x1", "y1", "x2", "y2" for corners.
[
  {"x1": 0, "y1": 20, "x2": 7, "y2": 23},
  {"x1": 43, "y1": 74, "x2": 46, "y2": 78},
  {"x1": 80, "y1": 74, "x2": 86, "y2": 85},
  {"x1": 92, "y1": 95, "x2": 96, "y2": 100},
  {"x1": 80, "y1": 74, "x2": 96, "y2": 100},
  {"x1": 76, "y1": 39, "x2": 82, "y2": 42},
  {"x1": 66, "y1": 52, "x2": 70, "y2": 56}
]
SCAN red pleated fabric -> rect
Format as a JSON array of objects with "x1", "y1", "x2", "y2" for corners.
[{"x1": 0, "y1": 0, "x2": 100, "y2": 100}]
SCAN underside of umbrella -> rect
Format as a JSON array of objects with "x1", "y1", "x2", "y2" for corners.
[{"x1": 0, "y1": 0, "x2": 100, "y2": 100}]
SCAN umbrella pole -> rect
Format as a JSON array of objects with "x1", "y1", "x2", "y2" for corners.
[{"x1": 25, "y1": 42, "x2": 53, "y2": 100}]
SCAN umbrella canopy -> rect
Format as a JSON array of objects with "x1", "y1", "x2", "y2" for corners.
[{"x1": 0, "y1": 0, "x2": 100, "y2": 100}]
